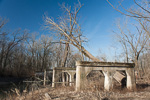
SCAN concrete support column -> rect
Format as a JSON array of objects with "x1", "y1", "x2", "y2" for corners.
[
  {"x1": 62, "y1": 72, "x2": 65, "y2": 86},
  {"x1": 69, "y1": 75, "x2": 73, "y2": 86},
  {"x1": 52, "y1": 68, "x2": 60, "y2": 87},
  {"x1": 52, "y1": 68, "x2": 55, "y2": 87},
  {"x1": 43, "y1": 69, "x2": 46, "y2": 86},
  {"x1": 103, "y1": 71, "x2": 114, "y2": 91},
  {"x1": 66, "y1": 73, "x2": 69, "y2": 86},
  {"x1": 68, "y1": 72, "x2": 76, "y2": 86},
  {"x1": 76, "y1": 66, "x2": 86, "y2": 91},
  {"x1": 126, "y1": 68, "x2": 136, "y2": 90}
]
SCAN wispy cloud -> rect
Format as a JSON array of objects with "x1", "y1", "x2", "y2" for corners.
[{"x1": 86, "y1": 20, "x2": 102, "y2": 39}]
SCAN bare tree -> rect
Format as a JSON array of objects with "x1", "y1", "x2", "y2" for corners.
[
  {"x1": 107, "y1": 0, "x2": 150, "y2": 19},
  {"x1": 44, "y1": 2, "x2": 100, "y2": 62},
  {"x1": 96, "y1": 49, "x2": 107, "y2": 62},
  {"x1": 26, "y1": 33, "x2": 38, "y2": 71},
  {"x1": 107, "y1": 0, "x2": 150, "y2": 38},
  {"x1": 114, "y1": 20, "x2": 149, "y2": 69},
  {"x1": 0, "y1": 29, "x2": 28, "y2": 70},
  {"x1": 0, "y1": 17, "x2": 8, "y2": 33},
  {"x1": 60, "y1": 37, "x2": 70, "y2": 67},
  {"x1": 37, "y1": 35, "x2": 53, "y2": 85}
]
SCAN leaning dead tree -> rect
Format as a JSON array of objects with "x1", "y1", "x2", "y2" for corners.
[{"x1": 44, "y1": 2, "x2": 100, "y2": 62}]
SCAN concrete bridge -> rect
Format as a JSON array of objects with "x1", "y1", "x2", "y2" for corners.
[{"x1": 52, "y1": 61, "x2": 136, "y2": 91}]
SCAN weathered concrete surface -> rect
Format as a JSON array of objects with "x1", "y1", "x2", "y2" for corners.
[
  {"x1": 113, "y1": 71, "x2": 126, "y2": 84},
  {"x1": 52, "y1": 68, "x2": 59, "y2": 87},
  {"x1": 76, "y1": 66, "x2": 87, "y2": 91},
  {"x1": 53, "y1": 67, "x2": 76, "y2": 70},
  {"x1": 76, "y1": 61, "x2": 136, "y2": 91},
  {"x1": 126, "y1": 68, "x2": 136, "y2": 90},
  {"x1": 76, "y1": 61, "x2": 135, "y2": 67},
  {"x1": 103, "y1": 71, "x2": 115, "y2": 91},
  {"x1": 67, "y1": 71, "x2": 76, "y2": 86},
  {"x1": 52, "y1": 67, "x2": 76, "y2": 87}
]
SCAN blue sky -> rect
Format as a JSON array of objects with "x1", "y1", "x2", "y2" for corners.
[{"x1": 0, "y1": 0, "x2": 134, "y2": 61}]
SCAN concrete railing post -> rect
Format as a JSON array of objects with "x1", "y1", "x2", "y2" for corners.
[{"x1": 126, "y1": 68, "x2": 136, "y2": 90}]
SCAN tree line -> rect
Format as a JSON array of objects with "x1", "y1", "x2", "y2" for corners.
[{"x1": 0, "y1": 17, "x2": 82, "y2": 77}]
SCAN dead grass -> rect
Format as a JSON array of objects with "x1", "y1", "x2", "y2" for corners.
[
  {"x1": 12, "y1": 84, "x2": 150, "y2": 100},
  {"x1": 8, "y1": 78, "x2": 150, "y2": 100},
  {"x1": 6, "y1": 71, "x2": 150, "y2": 100}
]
